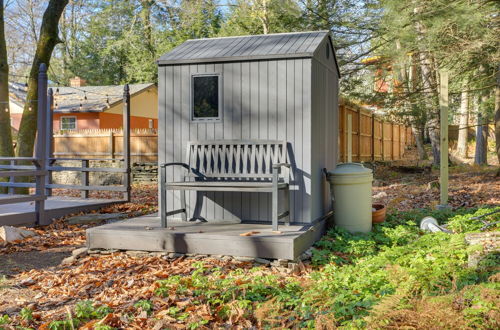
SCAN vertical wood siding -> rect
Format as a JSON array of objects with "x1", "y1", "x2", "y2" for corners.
[{"x1": 159, "y1": 58, "x2": 314, "y2": 223}]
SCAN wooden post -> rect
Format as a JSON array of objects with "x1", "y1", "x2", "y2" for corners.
[
  {"x1": 390, "y1": 123, "x2": 394, "y2": 160},
  {"x1": 371, "y1": 113, "x2": 375, "y2": 161},
  {"x1": 35, "y1": 63, "x2": 48, "y2": 225},
  {"x1": 45, "y1": 88, "x2": 54, "y2": 196},
  {"x1": 358, "y1": 110, "x2": 362, "y2": 162},
  {"x1": 343, "y1": 106, "x2": 347, "y2": 162},
  {"x1": 109, "y1": 131, "x2": 114, "y2": 158},
  {"x1": 123, "y1": 84, "x2": 131, "y2": 201},
  {"x1": 381, "y1": 121, "x2": 385, "y2": 161},
  {"x1": 347, "y1": 114, "x2": 352, "y2": 162},
  {"x1": 81, "y1": 159, "x2": 89, "y2": 198},
  {"x1": 439, "y1": 70, "x2": 449, "y2": 208}
]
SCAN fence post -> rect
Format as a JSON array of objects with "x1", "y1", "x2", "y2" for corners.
[
  {"x1": 123, "y1": 84, "x2": 131, "y2": 202},
  {"x1": 371, "y1": 113, "x2": 375, "y2": 161},
  {"x1": 381, "y1": 122, "x2": 385, "y2": 161},
  {"x1": 358, "y1": 109, "x2": 362, "y2": 162},
  {"x1": 347, "y1": 114, "x2": 352, "y2": 162},
  {"x1": 81, "y1": 159, "x2": 89, "y2": 198},
  {"x1": 109, "y1": 131, "x2": 114, "y2": 158},
  {"x1": 390, "y1": 123, "x2": 394, "y2": 161},
  {"x1": 45, "y1": 88, "x2": 54, "y2": 196},
  {"x1": 35, "y1": 63, "x2": 48, "y2": 225}
]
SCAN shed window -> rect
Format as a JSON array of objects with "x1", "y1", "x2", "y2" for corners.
[
  {"x1": 60, "y1": 116, "x2": 76, "y2": 130},
  {"x1": 192, "y1": 74, "x2": 221, "y2": 121}
]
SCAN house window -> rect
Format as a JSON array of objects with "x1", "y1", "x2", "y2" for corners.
[
  {"x1": 148, "y1": 119, "x2": 154, "y2": 129},
  {"x1": 60, "y1": 116, "x2": 77, "y2": 130},
  {"x1": 191, "y1": 74, "x2": 222, "y2": 122}
]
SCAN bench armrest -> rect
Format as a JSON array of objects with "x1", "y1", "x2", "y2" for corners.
[
  {"x1": 160, "y1": 162, "x2": 189, "y2": 170},
  {"x1": 272, "y1": 163, "x2": 291, "y2": 184},
  {"x1": 272, "y1": 163, "x2": 291, "y2": 169}
]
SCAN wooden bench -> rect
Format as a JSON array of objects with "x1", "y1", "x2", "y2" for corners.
[{"x1": 160, "y1": 140, "x2": 291, "y2": 231}]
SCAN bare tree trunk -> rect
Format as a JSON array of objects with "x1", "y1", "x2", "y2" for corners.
[
  {"x1": 457, "y1": 83, "x2": 469, "y2": 157},
  {"x1": 414, "y1": 5, "x2": 439, "y2": 166},
  {"x1": 16, "y1": 0, "x2": 69, "y2": 158},
  {"x1": 494, "y1": 68, "x2": 500, "y2": 175},
  {"x1": 257, "y1": 0, "x2": 270, "y2": 34},
  {"x1": 474, "y1": 94, "x2": 488, "y2": 165},
  {"x1": 0, "y1": 0, "x2": 14, "y2": 158},
  {"x1": 412, "y1": 125, "x2": 427, "y2": 160}
]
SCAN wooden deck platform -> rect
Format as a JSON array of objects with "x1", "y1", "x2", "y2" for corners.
[
  {"x1": 86, "y1": 214, "x2": 329, "y2": 260},
  {"x1": 0, "y1": 195, "x2": 124, "y2": 226}
]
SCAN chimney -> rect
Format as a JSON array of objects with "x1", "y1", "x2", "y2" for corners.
[{"x1": 70, "y1": 76, "x2": 86, "y2": 87}]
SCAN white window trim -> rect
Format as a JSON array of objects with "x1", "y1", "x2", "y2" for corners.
[
  {"x1": 191, "y1": 73, "x2": 223, "y2": 123},
  {"x1": 60, "y1": 116, "x2": 77, "y2": 130}
]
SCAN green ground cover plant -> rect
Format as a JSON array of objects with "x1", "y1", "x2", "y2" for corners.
[{"x1": 153, "y1": 206, "x2": 499, "y2": 328}]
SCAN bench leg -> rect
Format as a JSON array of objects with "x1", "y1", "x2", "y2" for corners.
[
  {"x1": 160, "y1": 166, "x2": 167, "y2": 228},
  {"x1": 272, "y1": 187, "x2": 279, "y2": 232},
  {"x1": 180, "y1": 190, "x2": 187, "y2": 221},
  {"x1": 284, "y1": 188, "x2": 290, "y2": 226}
]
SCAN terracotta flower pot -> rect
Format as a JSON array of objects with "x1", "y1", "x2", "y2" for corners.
[{"x1": 372, "y1": 204, "x2": 386, "y2": 224}]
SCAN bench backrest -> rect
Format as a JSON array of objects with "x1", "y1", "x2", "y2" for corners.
[{"x1": 185, "y1": 140, "x2": 287, "y2": 180}]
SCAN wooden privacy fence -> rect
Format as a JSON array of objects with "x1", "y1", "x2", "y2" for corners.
[
  {"x1": 53, "y1": 129, "x2": 157, "y2": 163},
  {"x1": 339, "y1": 102, "x2": 415, "y2": 162},
  {"x1": 53, "y1": 105, "x2": 415, "y2": 164}
]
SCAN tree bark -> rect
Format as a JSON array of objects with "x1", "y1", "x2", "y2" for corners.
[
  {"x1": 16, "y1": 0, "x2": 69, "y2": 158},
  {"x1": 474, "y1": 94, "x2": 488, "y2": 165},
  {"x1": 494, "y1": 68, "x2": 500, "y2": 175},
  {"x1": 413, "y1": 5, "x2": 440, "y2": 166},
  {"x1": 0, "y1": 0, "x2": 14, "y2": 158},
  {"x1": 457, "y1": 83, "x2": 469, "y2": 157},
  {"x1": 412, "y1": 124, "x2": 427, "y2": 160}
]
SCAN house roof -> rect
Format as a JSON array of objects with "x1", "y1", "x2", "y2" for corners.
[
  {"x1": 158, "y1": 31, "x2": 334, "y2": 65},
  {"x1": 8, "y1": 82, "x2": 155, "y2": 113}
]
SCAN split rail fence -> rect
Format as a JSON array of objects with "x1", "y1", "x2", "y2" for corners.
[{"x1": 339, "y1": 102, "x2": 415, "y2": 162}]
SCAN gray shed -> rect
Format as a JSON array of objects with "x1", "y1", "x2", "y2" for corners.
[{"x1": 157, "y1": 31, "x2": 340, "y2": 226}]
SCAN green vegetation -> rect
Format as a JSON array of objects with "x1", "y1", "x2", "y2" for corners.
[
  {"x1": 153, "y1": 207, "x2": 498, "y2": 328},
  {"x1": 46, "y1": 301, "x2": 114, "y2": 330}
]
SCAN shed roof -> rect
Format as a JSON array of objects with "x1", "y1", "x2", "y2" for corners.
[{"x1": 158, "y1": 31, "x2": 335, "y2": 66}]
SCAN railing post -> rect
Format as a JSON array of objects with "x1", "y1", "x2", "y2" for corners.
[
  {"x1": 45, "y1": 88, "x2": 54, "y2": 196},
  {"x1": 81, "y1": 159, "x2": 89, "y2": 198},
  {"x1": 123, "y1": 84, "x2": 131, "y2": 201},
  {"x1": 35, "y1": 63, "x2": 48, "y2": 225},
  {"x1": 8, "y1": 160, "x2": 14, "y2": 194}
]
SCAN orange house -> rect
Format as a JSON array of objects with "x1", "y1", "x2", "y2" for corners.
[{"x1": 9, "y1": 78, "x2": 158, "y2": 132}]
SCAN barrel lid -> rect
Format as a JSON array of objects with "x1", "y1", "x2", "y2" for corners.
[{"x1": 330, "y1": 163, "x2": 372, "y2": 176}]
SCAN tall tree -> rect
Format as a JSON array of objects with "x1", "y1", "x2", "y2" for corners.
[
  {"x1": 16, "y1": 0, "x2": 69, "y2": 157},
  {"x1": 0, "y1": 0, "x2": 14, "y2": 159},
  {"x1": 457, "y1": 82, "x2": 469, "y2": 157},
  {"x1": 495, "y1": 67, "x2": 500, "y2": 175}
]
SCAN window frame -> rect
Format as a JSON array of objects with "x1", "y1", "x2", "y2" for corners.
[
  {"x1": 60, "y1": 116, "x2": 77, "y2": 130},
  {"x1": 190, "y1": 73, "x2": 223, "y2": 123}
]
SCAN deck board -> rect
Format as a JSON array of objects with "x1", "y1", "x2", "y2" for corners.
[
  {"x1": 86, "y1": 214, "x2": 328, "y2": 260},
  {"x1": 0, "y1": 195, "x2": 124, "y2": 226}
]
